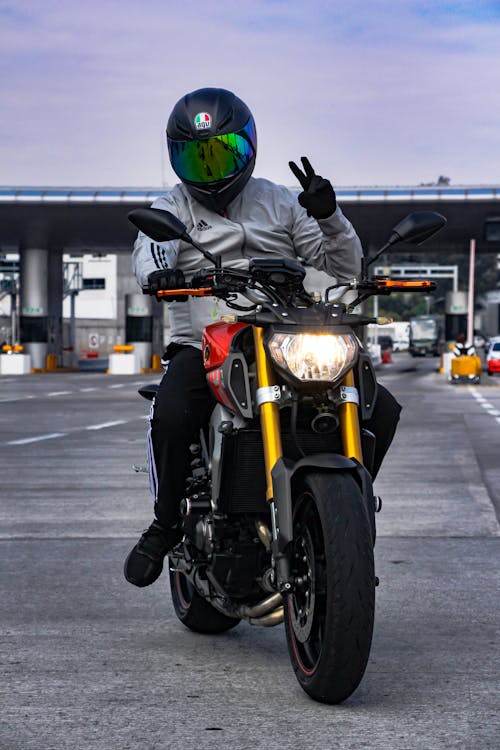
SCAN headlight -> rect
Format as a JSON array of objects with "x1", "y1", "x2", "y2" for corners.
[{"x1": 267, "y1": 331, "x2": 359, "y2": 384}]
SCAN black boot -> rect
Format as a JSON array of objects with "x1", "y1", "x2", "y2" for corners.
[{"x1": 124, "y1": 520, "x2": 182, "y2": 587}]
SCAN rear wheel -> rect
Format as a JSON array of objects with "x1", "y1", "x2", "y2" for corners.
[
  {"x1": 169, "y1": 567, "x2": 240, "y2": 634},
  {"x1": 284, "y1": 471, "x2": 375, "y2": 704}
]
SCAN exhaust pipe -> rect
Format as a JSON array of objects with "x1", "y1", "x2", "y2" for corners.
[
  {"x1": 236, "y1": 592, "x2": 282, "y2": 619},
  {"x1": 249, "y1": 606, "x2": 284, "y2": 627},
  {"x1": 172, "y1": 559, "x2": 283, "y2": 624},
  {"x1": 254, "y1": 520, "x2": 272, "y2": 551}
]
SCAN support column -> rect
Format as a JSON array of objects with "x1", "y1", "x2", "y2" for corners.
[
  {"x1": 125, "y1": 293, "x2": 152, "y2": 370},
  {"x1": 20, "y1": 248, "x2": 48, "y2": 370},
  {"x1": 47, "y1": 250, "x2": 63, "y2": 366}
]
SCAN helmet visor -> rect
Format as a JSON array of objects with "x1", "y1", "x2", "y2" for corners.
[{"x1": 168, "y1": 118, "x2": 256, "y2": 184}]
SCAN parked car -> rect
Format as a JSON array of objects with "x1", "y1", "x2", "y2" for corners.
[{"x1": 486, "y1": 336, "x2": 500, "y2": 376}]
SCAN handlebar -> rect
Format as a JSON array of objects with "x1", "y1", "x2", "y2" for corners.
[{"x1": 141, "y1": 269, "x2": 437, "y2": 316}]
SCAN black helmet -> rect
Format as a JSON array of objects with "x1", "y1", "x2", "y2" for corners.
[{"x1": 167, "y1": 87, "x2": 257, "y2": 213}]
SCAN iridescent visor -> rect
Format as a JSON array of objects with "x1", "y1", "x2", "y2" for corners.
[{"x1": 169, "y1": 119, "x2": 256, "y2": 183}]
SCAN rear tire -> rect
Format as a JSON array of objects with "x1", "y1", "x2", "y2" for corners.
[
  {"x1": 169, "y1": 566, "x2": 240, "y2": 634},
  {"x1": 284, "y1": 471, "x2": 375, "y2": 704}
]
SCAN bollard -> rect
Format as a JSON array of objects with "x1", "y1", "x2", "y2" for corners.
[
  {"x1": 108, "y1": 344, "x2": 141, "y2": 375},
  {"x1": 151, "y1": 354, "x2": 162, "y2": 371},
  {"x1": 46, "y1": 353, "x2": 57, "y2": 371},
  {"x1": 0, "y1": 345, "x2": 32, "y2": 375}
]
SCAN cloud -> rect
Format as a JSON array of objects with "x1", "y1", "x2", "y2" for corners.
[{"x1": 1, "y1": 0, "x2": 499, "y2": 186}]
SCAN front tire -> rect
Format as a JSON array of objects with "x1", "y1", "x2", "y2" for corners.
[
  {"x1": 284, "y1": 471, "x2": 375, "y2": 704},
  {"x1": 169, "y1": 567, "x2": 240, "y2": 634}
]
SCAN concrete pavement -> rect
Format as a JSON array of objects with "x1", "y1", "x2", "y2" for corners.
[{"x1": 0, "y1": 363, "x2": 499, "y2": 749}]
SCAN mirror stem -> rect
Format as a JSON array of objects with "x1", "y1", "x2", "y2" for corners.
[
  {"x1": 366, "y1": 239, "x2": 394, "y2": 269},
  {"x1": 183, "y1": 234, "x2": 218, "y2": 267},
  {"x1": 361, "y1": 255, "x2": 367, "y2": 281}
]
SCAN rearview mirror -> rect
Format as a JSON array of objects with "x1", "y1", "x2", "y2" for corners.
[
  {"x1": 128, "y1": 207, "x2": 219, "y2": 267},
  {"x1": 128, "y1": 208, "x2": 189, "y2": 243},
  {"x1": 365, "y1": 210, "x2": 447, "y2": 269},
  {"x1": 389, "y1": 211, "x2": 447, "y2": 245}
]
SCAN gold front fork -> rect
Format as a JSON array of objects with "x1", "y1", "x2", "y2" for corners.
[
  {"x1": 338, "y1": 369, "x2": 363, "y2": 462},
  {"x1": 253, "y1": 327, "x2": 283, "y2": 500},
  {"x1": 253, "y1": 326, "x2": 362, "y2": 486}
]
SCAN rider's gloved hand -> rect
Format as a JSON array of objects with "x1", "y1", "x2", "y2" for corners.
[
  {"x1": 147, "y1": 269, "x2": 186, "y2": 293},
  {"x1": 289, "y1": 156, "x2": 337, "y2": 220}
]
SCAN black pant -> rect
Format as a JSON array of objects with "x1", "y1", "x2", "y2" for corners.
[
  {"x1": 150, "y1": 345, "x2": 401, "y2": 527},
  {"x1": 151, "y1": 346, "x2": 215, "y2": 527}
]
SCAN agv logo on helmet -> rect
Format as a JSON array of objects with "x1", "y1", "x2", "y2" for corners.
[{"x1": 194, "y1": 112, "x2": 212, "y2": 130}]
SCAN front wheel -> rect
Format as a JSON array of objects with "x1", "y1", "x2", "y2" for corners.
[
  {"x1": 169, "y1": 566, "x2": 240, "y2": 634},
  {"x1": 284, "y1": 471, "x2": 375, "y2": 704}
]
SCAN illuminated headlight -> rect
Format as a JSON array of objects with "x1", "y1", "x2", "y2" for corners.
[{"x1": 267, "y1": 332, "x2": 359, "y2": 384}]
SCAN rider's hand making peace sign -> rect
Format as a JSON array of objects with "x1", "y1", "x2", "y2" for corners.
[{"x1": 289, "y1": 156, "x2": 337, "y2": 220}]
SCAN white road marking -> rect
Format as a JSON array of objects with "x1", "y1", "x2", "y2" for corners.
[
  {"x1": 108, "y1": 384, "x2": 124, "y2": 389},
  {"x1": 4, "y1": 416, "x2": 143, "y2": 445},
  {"x1": 467, "y1": 387, "x2": 484, "y2": 398},
  {"x1": 79, "y1": 387, "x2": 97, "y2": 392},
  {"x1": 0, "y1": 395, "x2": 36, "y2": 403},
  {"x1": 47, "y1": 390, "x2": 72, "y2": 397},
  {"x1": 8, "y1": 432, "x2": 66, "y2": 445},
  {"x1": 467, "y1": 386, "x2": 500, "y2": 424},
  {"x1": 85, "y1": 420, "x2": 127, "y2": 431}
]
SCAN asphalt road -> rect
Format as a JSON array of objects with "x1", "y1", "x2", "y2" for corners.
[{"x1": 0, "y1": 357, "x2": 499, "y2": 750}]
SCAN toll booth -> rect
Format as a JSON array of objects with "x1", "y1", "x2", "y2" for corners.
[{"x1": 445, "y1": 291, "x2": 468, "y2": 342}]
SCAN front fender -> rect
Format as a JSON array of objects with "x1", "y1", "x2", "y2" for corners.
[{"x1": 270, "y1": 454, "x2": 375, "y2": 591}]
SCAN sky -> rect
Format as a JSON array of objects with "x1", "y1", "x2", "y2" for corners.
[{"x1": 1, "y1": 0, "x2": 500, "y2": 188}]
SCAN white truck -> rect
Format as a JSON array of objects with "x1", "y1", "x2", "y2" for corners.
[{"x1": 367, "y1": 321, "x2": 410, "y2": 352}]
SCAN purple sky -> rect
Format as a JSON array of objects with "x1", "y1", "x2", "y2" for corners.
[{"x1": 1, "y1": 0, "x2": 499, "y2": 187}]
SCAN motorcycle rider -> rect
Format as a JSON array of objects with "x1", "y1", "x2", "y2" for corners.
[
  {"x1": 452, "y1": 332, "x2": 474, "y2": 357},
  {"x1": 125, "y1": 86, "x2": 401, "y2": 588}
]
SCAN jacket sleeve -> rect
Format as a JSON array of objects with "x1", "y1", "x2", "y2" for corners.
[
  {"x1": 290, "y1": 198, "x2": 363, "y2": 282},
  {"x1": 131, "y1": 194, "x2": 181, "y2": 288}
]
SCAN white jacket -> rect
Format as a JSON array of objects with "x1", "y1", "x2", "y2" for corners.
[{"x1": 132, "y1": 177, "x2": 362, "y2": 348}]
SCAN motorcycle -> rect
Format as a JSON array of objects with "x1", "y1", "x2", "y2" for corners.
[
  {"x1": 450, "y1": 341, "x2": 482, "y2": 384},
  {"x1": 129, "y1": 207, "x2": 445, "y2": 704}
]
